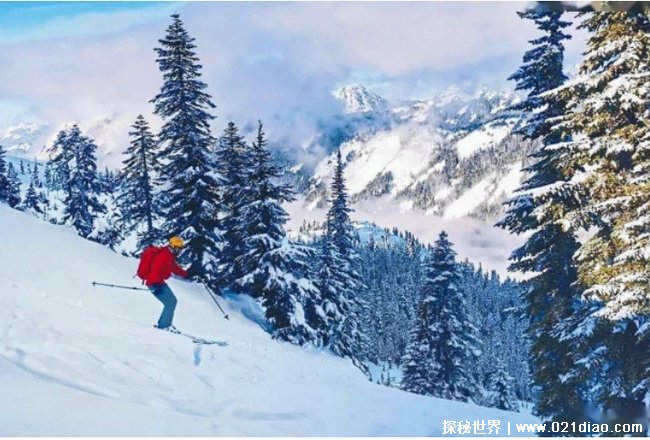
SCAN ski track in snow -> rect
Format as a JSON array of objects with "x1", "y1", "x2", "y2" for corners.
[{"x1": 0, "y1": 205, "x2": 538, "y2": 435}]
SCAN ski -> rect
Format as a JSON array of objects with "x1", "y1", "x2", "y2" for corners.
[
  {"x1": 155, "y1": 326, "x2": 228, "y2": 346},
  {"x1": 182, "y1": 334, "x2": 228, "y2": 347}
]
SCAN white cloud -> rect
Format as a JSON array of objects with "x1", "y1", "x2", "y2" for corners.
[
  {"x1": 0, "y1": 3, "x2": 587, "y2": 168},
  {"x1": 285, "y1": 196, "x2": 524, "y2": 278},
  {"x1": 251, "y1": 2, "x2": 536, "y2": 75}
]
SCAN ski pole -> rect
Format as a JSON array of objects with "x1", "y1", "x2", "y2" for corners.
[
  {"x1": 91, "y1": 281, "x2": 149, "y2": 292},
  {"x1": 202, "y1": 283, "x2": 230, "y2": 320}
]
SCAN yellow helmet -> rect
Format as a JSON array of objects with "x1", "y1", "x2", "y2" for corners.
[{"x1": 169, "y1": 236, "x2": 185, "y2": 249}]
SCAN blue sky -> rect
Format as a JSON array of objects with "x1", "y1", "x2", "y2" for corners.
[
  {"x1": 0, "y1": 2, "x2": 179, "y2": 43},
  {"x1": 0, "y1": 2, "x2": 586, "y2": 166}
]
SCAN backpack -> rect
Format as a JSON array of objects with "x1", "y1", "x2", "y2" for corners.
[{"x1": 137, "y1": 246, "x2": 162, "y2": 282}]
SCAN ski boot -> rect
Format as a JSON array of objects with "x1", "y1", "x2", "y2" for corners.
[{"x1": 154, "y1": 324, "x2": 180, "y2": 334}]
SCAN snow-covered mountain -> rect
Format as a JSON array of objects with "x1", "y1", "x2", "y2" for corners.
[
  {"x1": 0, "y1": 114, "x2": 139, "y2": 165},
  {"x1": 332, "y1": 84, "x2": 388, "y2": 114},
  {"x1": 1, "y1": 84, "x2": 534, "y2": 222},
  {"x1": 0, "y1": 123, "x2": 48, "y2": 157},
  {"x1": 305, "y1": 85, "x2": 534, "y2": 221},
  {"x1": 0, "y1": 205, "x2": 538, "y2": 435}
]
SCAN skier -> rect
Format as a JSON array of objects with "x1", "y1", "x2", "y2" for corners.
[{"x1": 137, "y1": 236, "x2": 188, "y2": 331}]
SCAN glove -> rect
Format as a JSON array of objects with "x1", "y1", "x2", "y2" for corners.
[{"x1": 185, "y1": 266, "x2": 202, "y2": 281}]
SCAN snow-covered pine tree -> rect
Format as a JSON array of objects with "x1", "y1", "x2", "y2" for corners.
[
  {"x1": 48, "y1": 129, "x2": 73, "y2": 195},
  {"x1": 19, "y1": 160, "x2": 24, "y2": 175},
  {"x1": 152, "y1": 13, "x2": 223, "y2": 285},
  {"x1": 358, "y1": 234, "x2": 422, "y2": 365},
  {"x1": 38, "y1": 191, "x2": 50, "y2": 220},
  {"x1": 100, "y1": 168, "x2": 119, "y2": 195},
  {"x1": 567, "y1": 12, "x2": 650, "y2": 319},
  {"x1": 233, "y1": 121, "x2": 319, "y2": 344},
  {"x1": 486, "y1": 342, "x2": 519, "y2": 412},
  {"x1": 21, "y1": 178, "x2": 43, "y2": 214},
  {"x1": 508, "y1": 8, "x2": 571, "y2": 139},
  {"x1": 457, "y1": 264, "x2": 529, "y2": 403},
  {"x1": 60, "y1": 125, "x2": 106, "y2": 238},
  {"x1": 318, "y1": 149, "x2": 368, "y2": 366},
  {"x1": 215, "y1": 121, "x2": 252, "y2": 290},
  {"x1": 401, "y1": 318, "x2": 434, "y2": 396},
  {"x1": 43, "y1": 162, "x2": 52, "y2": 191},
  {"x1": 497, "y1": 8, "x2": 590, "y2": 429},
  {"x1": 314, "y1": 232, "x2": 343, "y2": 346},
  {"x1": 0, "y1": 145, "x2": 9, "y2": 204},
  {"x1": 97, "y1": 211, "x2": 123, "y2": 251},
  {"x1": 543, "y1": 11, "x2": 650, "y2": 429},
  {"x1": 327, "y1": 149, "x2": 355, "y2": 259},
  {"x1": 116, "y1": 115, "x2": 161, "y2": 251},
  {"x1": 402, "y1": 231, "x2": 480, "y2": 403},
  {"x1": 259, "y1": 240, "x2": 320, "y2": 344},
  {"x1": 31, "y1": 162, "x2": 42, "y2": 188},
  {"x1": 5, "y1": 162, "x2": 21, "y2": 208}
]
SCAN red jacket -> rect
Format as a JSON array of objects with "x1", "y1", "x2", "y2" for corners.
[{"x1": 146, "y1": 246, "x2": 188, "y2": 286}]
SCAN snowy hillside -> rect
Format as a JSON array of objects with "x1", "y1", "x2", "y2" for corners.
[
  {"x1": 307, "y1": 85, "x2": 534, "y2": 220},
  {"x1": 0, "y1": 206, "x2": 538, "y2": 435}
]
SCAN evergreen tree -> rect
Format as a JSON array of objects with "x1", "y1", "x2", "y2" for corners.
[
  {"x1": 21, "y1": 178, "x2": 42, "y2": 214},
  {"x1": 31, "y1": 162, "x2": 42, "y2": 188},
  {"x1": 543, "y1": 11, "x2": 650, "y2": 430},
  {"x1": 50, "y1": 125, "x2": 106, "y2": 237},
  {"x1": 19, "y1": 160, "x2": 24, "y2": 175},
  {"x1": 401, "y1": 231, "x2": 480, "y2": 403},
  {"x1": 486, "y1": 343, "x2": 519, "y2": 412},
  {"x1": 43, "y1": 162, "x2": 52, "y2": 191},
  {"x1": 233, "y1": 122, "x2": 319, "y2": 344},
  {"x1": 100, "y1": 168, "x2": 119, "y2": 194},
  {"x1": 38, "y1": 190, "x2": 50, "y2": 220},
  {"x1": 48, "y1": 129, "x2": 73, "y2": 194},
  {"x1": 318, "y1": 149, "x2": 368, "y2": 366},
  {"x1": 508, "y1": 9, "x2": 570, "y2": 138},
  {"x1": 152, "y1": 13, "x2": 223, "y2": 284},
  {"x1": 563, "y1": 12, "x2": 650, "y2": 318},
  {"x1": 116, "y1": 115, "x2": 161, "y2": 251},
  {"x1": 315, "y1": 233, "x2": 344, "y2": 346},
  {"x1": 97, "y1": 211, "x2": 123, "y2": 251},
  {"x1": 328, "y1": 149, "x2": 355, "y2": 259},
  {"x1": 259, "y1": 238, "x2": 319, "y2": 345},
  {"x1": 457, "y1": 263, "x2": 531, "y2": 403},
  {"x1": 497, "y1": 8, "x2": 590, "y2": 430},
  {"x1": 401, "y1": 321, "x2": 434, "y2": 395},
  {"x1": 0, "y1": 145, "x2": 9, "y2": 204},
  {"x1": 5, "y1": 163, "x2": 21, "y2": 208},
  {"x1": 357, "y1": 233, "x2": 423, "y2": 365},
  {"x1": 216, "y1": 121, "x2": 252, "y2": 289},
  {"x1": 68, "y1": 126, "x2": 106, "y2": 237}
]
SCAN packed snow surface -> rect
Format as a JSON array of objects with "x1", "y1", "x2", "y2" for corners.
[{"x1": 0, "y1": 206, "x2": 538, "y2": 435}]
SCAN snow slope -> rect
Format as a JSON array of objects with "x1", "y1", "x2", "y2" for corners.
[
  {"x1": 0, "y1": 206, "x2": 538, "y2": 435},
  {"x1": 455, "y1": 123, "x2": 512, "y2": 160},
  {"x1": 306, "y1": 85, "x2": 530, "y2": 221},
  {"x1": 312, "y1": 124, "x2": 442, "y2": 197}
]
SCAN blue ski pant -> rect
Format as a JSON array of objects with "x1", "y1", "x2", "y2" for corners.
[{"x1": 149, "y1": 283, "x2": 177, "y2": 329}]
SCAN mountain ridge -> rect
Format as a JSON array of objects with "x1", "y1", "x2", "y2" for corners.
[
  {"x1": 0, "y1": 83, "x2": 532, "y2": 221},
  {"x1": 305, "y1": 84, "x2": 533, "y2": 221}
]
